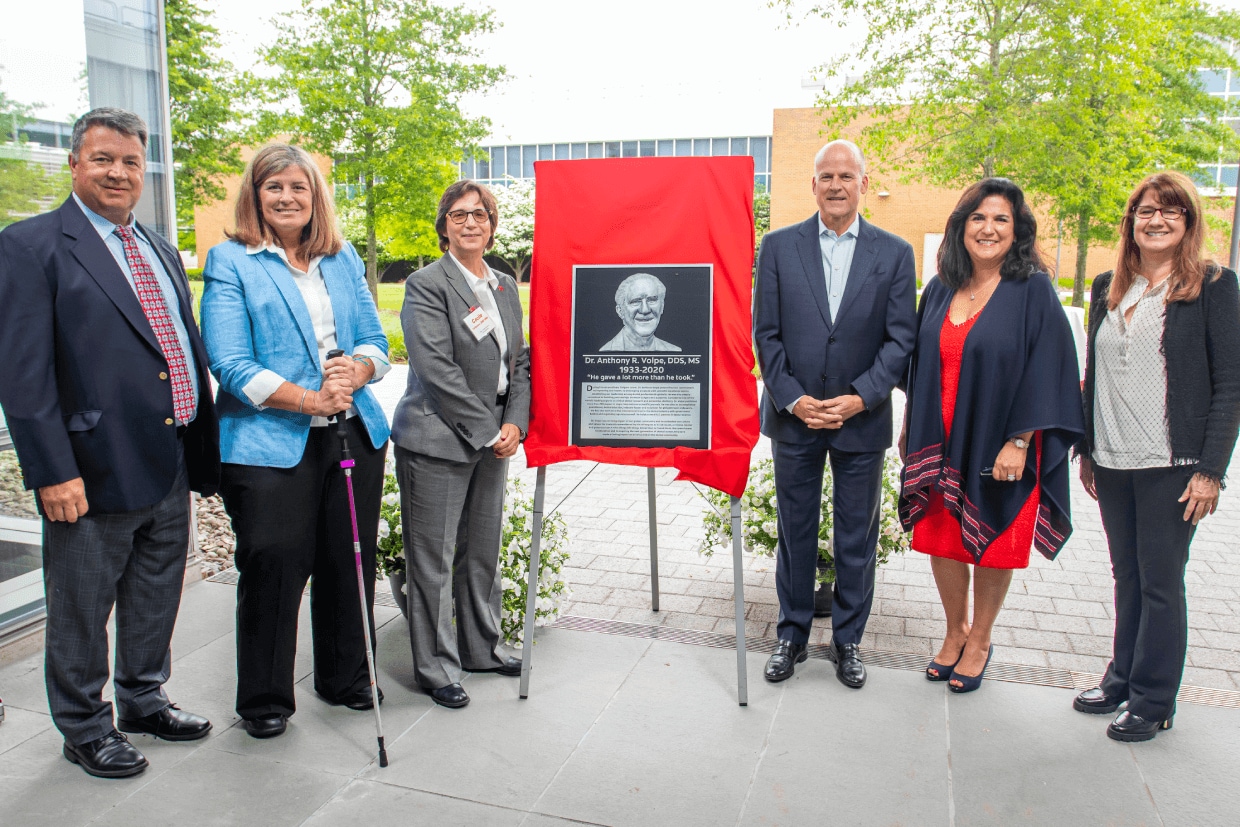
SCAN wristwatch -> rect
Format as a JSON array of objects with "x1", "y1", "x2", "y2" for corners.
[{"x1": 1008, "y1": 437, "x2": 1028, "y2": 449}]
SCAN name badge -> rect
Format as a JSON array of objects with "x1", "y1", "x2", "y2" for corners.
[{"x1": 464, "y1": 306, "x2": 496, "y2": 341}]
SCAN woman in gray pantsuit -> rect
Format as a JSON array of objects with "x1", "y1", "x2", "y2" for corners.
[{"x1": 390, "y1": 180, "x2": 531, "y2": 708}]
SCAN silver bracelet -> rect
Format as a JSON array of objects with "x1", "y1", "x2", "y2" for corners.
[{"x1": 298, "y1": 388, "x2": 310, "y2": 414}]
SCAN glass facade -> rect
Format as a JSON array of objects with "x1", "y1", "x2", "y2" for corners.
[
  {"x1": 1196, "y1": 58, "x2": 1240, "y2": 194},
  {"x1": 0, "y1": 0, "x2": 177, "y2": 640},
  {"x1": 462, "y1": 135, "x2": 773, "y2": 192}
]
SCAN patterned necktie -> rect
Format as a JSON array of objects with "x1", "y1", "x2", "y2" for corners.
[{"x1": 114, "y1": 225, "x2": 195, "y2": 424}]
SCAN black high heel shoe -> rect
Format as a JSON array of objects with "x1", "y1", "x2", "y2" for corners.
[
  {"x1": 948, "y1": 645, "x2": 994, "y2": 693},
  {"x1": 926, "y1": 644, "x2": 965, "y2": 682},
  {"x1": 1107, "y1": 705, "x2": 1175, "y2": 742}
]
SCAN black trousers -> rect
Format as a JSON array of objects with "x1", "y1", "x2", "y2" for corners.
[
  {"x1": 219, "y1": 418, "x2": 387, "y2": 720},
  {"x1": 772, "y1": 439, "x2": 884, "y2": 645},
  {"x1": 1094, "y1": 464, "x2": 1196, "y2": 721}
]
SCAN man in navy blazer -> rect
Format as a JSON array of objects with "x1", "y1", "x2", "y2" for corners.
[
  {"x1": 753, "y1": 140, "x2": 916, "y2": 688},
  {"x1": 0, "y1": 109, "x2": 219, "y2": 777}
]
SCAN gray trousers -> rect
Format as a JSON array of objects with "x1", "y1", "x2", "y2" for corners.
[
  {"x1": 42, "y1": 457, "x2": 189, "y2": 745},
  {"x1": 395, "y1": 445, "x2": 508, "y2": 688}
]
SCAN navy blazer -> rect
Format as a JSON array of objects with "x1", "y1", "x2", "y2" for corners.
[
  {"x1": 753, "y1": 213, "x2": 917, "y2": 451},
  {"x1": 0, "y1": 197, "x2": 219, "y2": 513}
]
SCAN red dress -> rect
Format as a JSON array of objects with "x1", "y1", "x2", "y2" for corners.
[{"x1": 912, "y1": 311, "x2": 1041, "y2": 569}]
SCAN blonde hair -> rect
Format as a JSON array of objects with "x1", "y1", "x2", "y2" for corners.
[{"x1": 228, "y1": 144, "x2": 343, "y2": 258}]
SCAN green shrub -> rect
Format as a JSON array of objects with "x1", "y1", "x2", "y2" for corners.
[
  {"x1": 387, "y1": 332, "x2": 407, "y2": 363},
  {"x1": 185, "y1": 267, "x2": 204, "y2": 281}
]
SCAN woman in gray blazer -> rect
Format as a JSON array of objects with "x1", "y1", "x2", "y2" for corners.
[{"x1": 390, "y1": 180, "x2": 531, "y2": 708}]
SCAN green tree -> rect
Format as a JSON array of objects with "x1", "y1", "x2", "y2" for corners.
[
  {"x1": 260, "y1": 0, "x2": 504, "y2": 298},
  {"x1": 753, "y1": 186, "x2": 770, "y2": 250},
  {"x1": 165, "y1": 0, "x2": 247, "y2": 250},
  {"x1": 786, "y1": 0, "x2": 1240, "y2": 305},
  {"x1": 491, "y1": 177, "x2": 534, "y2": 282}
]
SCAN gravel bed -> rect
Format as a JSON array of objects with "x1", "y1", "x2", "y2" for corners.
[
  {"x1": 0, "y1": 451, "x2": 39, "y2": 519},
  {"x1": 195, "y1": 495, "x2": 236, "y2": 577}
]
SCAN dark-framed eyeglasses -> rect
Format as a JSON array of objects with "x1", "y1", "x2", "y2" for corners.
[
  {"x1": 446, "y1": 208, "x2": 492, "y2": 225},
  {"x1": 1133, "y1": 205, "x2": 1186, "y2": 221}
]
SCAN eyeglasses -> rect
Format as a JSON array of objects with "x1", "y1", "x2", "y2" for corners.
[
  {"x1": 446, "y1": 209, "x2": 492, "y2": 225},
  {"x1": 1133, "y1": 206, "x2": 1186, "y2": 221}
]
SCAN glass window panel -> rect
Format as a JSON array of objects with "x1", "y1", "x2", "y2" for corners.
[
  {"x1": 751, "y1": 137, "x2": 769, "y2": 171},
  {"x1": 1221, "y1": 165, "x2": 1238, "y2": 187},
  {"x1": 459, "y1": 158, "x2": 472, "y2": 179},
  {"x1": 606, "y1": 141, "x2": 622, "y2": 158},
  {"x1": 621, "y1": 140, "x2": 637, "y2": 157},
  {"x1": 731, "y1": 137, "x2": 748, "y2": 155},
  {"x1": 693, "y1": 139, "x2": 710, "y2": 156},
  {"x1": 538, "y1": 144, "x2": 553, "y2": 160},
  {"x1": 712, "y1": 138, "x2": 730, "y2": 155},
  {"x1": 522, "y1": 145, "x2": 536, "y2": 177},
  {"x1": 555, "y1": 143, "x2": 571, "y2": 159},
  {"x1": 507, "y1": 146, "x2": 522, "y2": 178},
  {"x1": 572, "y1": 143, "x2": 587, "y2": 159},
  {"x1": 1199, "y1": 69, "x2": 1227, "y2": 94},
  {"x1": 640, "y1": 140, "x2": 655, "y2": 157},
  {"x1": 476, "y1": 150, "x2": 490, "y2": 179},
  {"x1": 588, "y1": 143, "x2": 603, "y2": 158},
  {"x1": 675, "y1": 139, "x2": 692, "y2": 156},
  {"x1": 1190, "y1": 165, "x2": 1217, "y2": 187},
  {"x1": 657, "y1": 139, "x2": 673, "y2": 156}
]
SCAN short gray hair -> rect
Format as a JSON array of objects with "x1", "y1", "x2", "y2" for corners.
[
  {"x1": 615, "y1": 272, "x2": 667, "y2": 306},
  {"x1": 70, "y1": 108, "x2": 148, "y2": 159},
  {"x1": 813, "y1": 139, "x2": 866, "y2": 176}
]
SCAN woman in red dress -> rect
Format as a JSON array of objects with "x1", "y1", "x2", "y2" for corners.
[{"x1": 900, "y1": 178, "x2": 1083, "y2": 693}]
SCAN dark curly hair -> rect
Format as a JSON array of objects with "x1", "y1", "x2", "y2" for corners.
[{"x1": 936, "y1": 178, "x2": 1044, "y2": 290}]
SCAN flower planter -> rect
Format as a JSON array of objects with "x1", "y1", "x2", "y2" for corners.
[{"x1": 388, "y1": 570, "x2": 408, "y2": 620}]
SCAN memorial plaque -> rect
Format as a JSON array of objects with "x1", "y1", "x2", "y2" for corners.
[{"x1": 568, "y1": 264, "x2": 712, "y2": 449}]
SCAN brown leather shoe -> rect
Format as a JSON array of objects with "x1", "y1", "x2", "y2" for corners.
[{"x1": 63, "y1": 731, "x2": 148, "y2": 778}]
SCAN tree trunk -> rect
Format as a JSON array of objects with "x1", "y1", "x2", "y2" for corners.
[
  {"x1": 1073, "y1": 210, "x2": 1089, "y2": 309},
  {"x1": 516, "y1": 259, "x2": 528, "y2": 283},
  {"x1": 365, "y1": 171, "x2": 379, "y2": 303}
]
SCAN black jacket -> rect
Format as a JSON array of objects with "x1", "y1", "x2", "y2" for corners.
[{"x1": 1080, "y1": 267, "x2": 1240, "y2": 484}]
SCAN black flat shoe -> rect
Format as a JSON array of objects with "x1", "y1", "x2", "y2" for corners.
[
  {"x1": 763, "y1": 640, "x2": 808, "y2": 683},
  {"x1": 427, "y1": 683, "x2": 470, "y2": 709},
  {"x1": 1074, "y1": 686, "x2": 1124, "y2": 715},
  {"x1": 64, "y1": 731, "x2": 148, "y2": 778},
  {"x1": 813, "y1": 584, "x2": 833, "y2": 618},
  {"x1": 335, "y1": 685, "x2": 384, "y2": 711},
  {"x1": 118, "y1": 704, "x2": 212, "y2": 742},
  {"x1": 1107, "y1": 708, "x2": 1174, "y2": 743},
  {"x1": 244, "y1": 714, "x2": 287, "y2": 739},
  {"x1": 828, "y1": 639, "x2": 867, "y2": 689},
  {"x1": 467, "y1": 656, "x2": 522, "y2": 677}
]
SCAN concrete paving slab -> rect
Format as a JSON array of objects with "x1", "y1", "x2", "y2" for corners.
[
  {"x1": 360, "y1": 627, "x2": 654, "y2": 812},
  {"x1": 87, "y1": 746, "x2": 345, "y2": 827},
  {"x1": 948, "y1": 680, "x2": 1161, "y2": 825},
  {"x1": 302, "y1": 778, "x2": 527, "y2": 827},
  {"x1": 0, "y1": 701, "x2": 53, "y2": 756},
  {"x1": 737, "y1": 666, "x2": 950, "y2": 827},
  {"x1": 1130, "y1": 702, "x2": 1240, "y2": 827},
  {"x1": 531, "y1": 639, "x2": 774, "y2": 827}
]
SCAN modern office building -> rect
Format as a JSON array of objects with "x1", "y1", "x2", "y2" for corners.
[
  {"x1": 460, "y1": 136, "x2": 774, "y2": 192},
  {"x1": 0, "y1": 0, "x2": 177, "y2": 642}
]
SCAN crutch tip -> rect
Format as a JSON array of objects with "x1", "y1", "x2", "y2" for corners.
[{"x1": 377, "y1": 737, "x2": 389, "y2": 767}]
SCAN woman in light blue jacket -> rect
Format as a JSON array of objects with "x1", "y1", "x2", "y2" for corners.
[{"x1": 201, "y1": 144, "x2": 390, "y2": 740}]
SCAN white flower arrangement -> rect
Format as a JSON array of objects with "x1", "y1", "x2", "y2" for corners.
[
  {"x1": 376, "y1": 469, "x2": 570, "y2": 647},
  {"x1": 698, "y1": 454, "x2": 910, "y2": 584}
]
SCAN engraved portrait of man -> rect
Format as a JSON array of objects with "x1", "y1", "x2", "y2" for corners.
[{"x1": 599, "y1": 272, "x2": 682, "y2": 352}]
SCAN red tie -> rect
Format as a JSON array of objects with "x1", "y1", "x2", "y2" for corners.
[{"x1": 114, "y1": 225, "x2": 195, "y2": 424}]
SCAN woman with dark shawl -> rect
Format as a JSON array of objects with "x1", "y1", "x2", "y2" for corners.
[
  {"x1": 1073, "y1": 173, "x2": 1240, "y2": 742},
  {"x1": 899, "y1": 178, "x2": 1083, "y2": 693}
]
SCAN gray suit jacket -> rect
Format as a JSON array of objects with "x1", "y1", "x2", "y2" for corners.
[{"x1": 391, "y1": 257, "x2": 531, "y2": 462}]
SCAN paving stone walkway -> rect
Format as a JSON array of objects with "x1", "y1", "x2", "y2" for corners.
[{"x1": 375, "y1": 368, "x2": 1240, "y2": 693}]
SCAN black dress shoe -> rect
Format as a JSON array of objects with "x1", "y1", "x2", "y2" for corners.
[
  {"x1": 1074, "y1": 686, "x2": 1124, "y2": 715},
  {"x1": 118, "y1": 704, "x2": 212, "y2": 742},
  {"x1": 63, "y1": 731, "x2": 148, "y2": 778},
  {"x1": 467, "y1": 656, "x2": 523, "y2": 677},
  {"x1": 1107, "y1": 708, "x2": 1174, "y2": 743},
  {"x1": 763, "y1": 640, "x2": 808, "y2": 683},
  {"x1": 337, "y1": 685, "x2": 384, "y2": 711},
  {"x1": 828, "y1": 639, "x2": 867, "y2": 688},
  {"x1": 427, "y1": 683, "x2": 470, "y2": 708},
  {"x1": 243, "y1": 714, "x2": 287, "y2": 739},
  {"x1": 813, "y1": 584, "x2": 833, "y2": 618}
]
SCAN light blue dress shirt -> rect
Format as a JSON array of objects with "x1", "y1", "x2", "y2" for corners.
[
  {"x1": 819, "y1": 212, "x2": 860, "y2": 322},
  {"x1": 73, "y1": 193, "x2": 199, "y2": 415}
]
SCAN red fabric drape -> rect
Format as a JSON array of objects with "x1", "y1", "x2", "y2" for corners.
[{"x1": 524, "y1": 157, "x2": 760, "y2": 497}]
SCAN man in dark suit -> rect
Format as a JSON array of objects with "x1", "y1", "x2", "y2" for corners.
[
  {"x1": 753, "y1": 139, "x2": 916, "y2": 688},
  {"x1": 0, "y1": 109, "x2": 220, "y2": 777}
]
